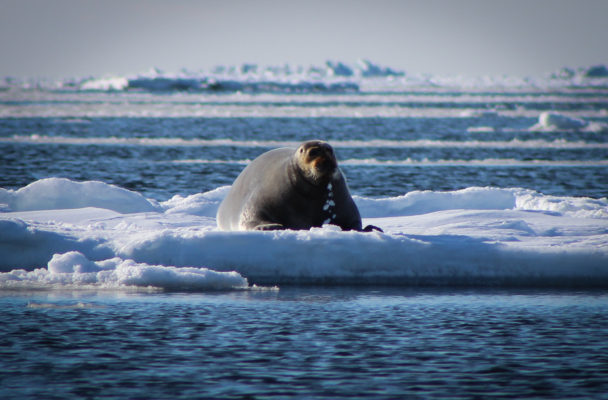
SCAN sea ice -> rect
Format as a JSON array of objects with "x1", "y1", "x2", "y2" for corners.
[
  {"x1": 81, "y1": 76, "x2": 129, "y2": 91},
  {"x1": 1, "y1": 179, "x2": 607, "y2": 289},
  {"x1": 0, "y1": 178, "x2": 161, "y2": 213},
  {"x1": 1, "y1": 251, "x2": 248, "y2": 290},
  {"x1": 529, "y1": 112, "x2": 608, "y2": 133},
  {"x1": 326, "y1": 61, "x2": 354, "y2": 77},
  {"x1": 2, "y1": 61, "x2": 604, "y2": 94},
  {"x1": 530, "y1": 112, "x2": 588, "y2": 131},
  {"x1": 356, "y1": 59, "x2": 405, "y2": 77}
]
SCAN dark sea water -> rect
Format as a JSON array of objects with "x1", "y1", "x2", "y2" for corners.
[
  {"x1": 1, "y1": 89, "x2": 608, "y2": 200},
  {"x1": 1, "y1": 288, "x2": 608, "y2": 400}
]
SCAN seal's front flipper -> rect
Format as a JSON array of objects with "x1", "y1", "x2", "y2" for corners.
[
  {"x1": 253, "y1": 223, "x2": 285, "y2": 231},
  {"x1": 362, "y1": 224, "x2": 383, "y2": 233}
]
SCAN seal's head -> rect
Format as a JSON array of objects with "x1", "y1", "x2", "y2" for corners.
[{"x1": 295, "y1": 140, "x2": 338, "y2": 185}]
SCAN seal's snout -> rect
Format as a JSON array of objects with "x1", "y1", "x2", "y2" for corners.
[
  {"x1": 313, "y1": 151, "x2": 337, "y2": 173},
  {"x1": 307, "y1": 143, "x2": 337, "y2": 174},
  {"x1": 297, "y1": 140, "x2": 340, "y2": 186}
]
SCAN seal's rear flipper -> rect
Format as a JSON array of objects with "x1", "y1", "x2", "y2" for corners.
[{"x1": 362, "y1": 224, "x2": 383, "y2": 233}]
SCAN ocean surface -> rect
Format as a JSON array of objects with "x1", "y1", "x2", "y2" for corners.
[
  {"x1": 2, "y1": 93, "x2": 608, "y2": 200},
  {"x1": 1, "y1": 288, "x2": 607, "y2": 400},
  {"x1": 1, "y1": 63, "x2": 608, "y2": 398}
]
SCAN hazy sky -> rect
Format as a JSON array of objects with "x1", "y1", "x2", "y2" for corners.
[{"x1": 1, "y1": 0, "x2": 607, "y2": 78}]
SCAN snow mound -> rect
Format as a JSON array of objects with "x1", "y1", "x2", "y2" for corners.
[
  {"x1": 161, "y1": 186, "x2": 230, "y2": 217},
  {"x1": 356, "y1": 187, "x2": 607, "y2": 219},
  {"x1": 0, "y1": 178, "x2": 160, "y2": 213},
  {"x1": 515, "y1": 191, "x2": 608, "y2": 219},
  {"x1": 355, "y1": 187, "x2": 517, "y2": 218},
  {"x1": 1, "y1": 251, "x2": 247, "y2": 291}
]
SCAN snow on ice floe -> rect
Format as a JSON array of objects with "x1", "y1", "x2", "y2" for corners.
[
  {"x1": 0, "y1": 178, "x2": 161, "y2": 213},
  {"x1": 0, "y1": 251, "x2": 248, "y2": 291},
  {"x1": 354, "y1": 187, "x2": 608, "y2": 219},
  {"x1": 1, "y1": 179, "x2": 607, "y2": 289}
]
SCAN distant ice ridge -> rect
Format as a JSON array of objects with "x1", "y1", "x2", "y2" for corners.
[
  {"x1": 324, "y1": 60, "x2": 405, "y2": 78},
  {"x1": 5, "y1": 61, "x2": 607, "y2": 93},
  {"x1": 71, "y1": 62, "x2": 608, "y2": 93},
  {"x1": 76, "y1": 60, "x2": 404, "y2": 93},
  {"x1": 551, "y1": 65, "x2": 608, "y2": 79},
  {"x1": 1, "y1": 178, "x2": 607, "y2": 288}
]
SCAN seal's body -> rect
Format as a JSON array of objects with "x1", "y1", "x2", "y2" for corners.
[{"x1": 217, "y1": 141, "x2": 362, "y2": 231}]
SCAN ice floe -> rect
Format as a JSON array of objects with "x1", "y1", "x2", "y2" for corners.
[
  {"x1": 1, "y1": 178, "x2": 607, "y2": 289},
  {"x1": 529, "y1": 111, "x2": 608, "y2": 133}
]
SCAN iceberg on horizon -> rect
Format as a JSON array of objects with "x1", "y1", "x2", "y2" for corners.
[
  {"x1": 4, "y1": 61, "x2": 608, "y2": 93},
  {"x1": 583, "y1": 64, "x2": 608, "y2": 78},
  {"x1": 550, "y1": 64, "x2": 608, "y2": 80},
  {"x1": 357, "y1": 59, "x2": 405, "y2": 77}
]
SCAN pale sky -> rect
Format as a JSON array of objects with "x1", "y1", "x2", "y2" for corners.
[{"x1": 1, "y1": 0, "x2": 607, "y2": 79}]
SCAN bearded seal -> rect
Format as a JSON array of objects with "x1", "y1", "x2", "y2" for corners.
[{"x1": 217, "y1": 140, "x2": 380, "y2": 232}]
